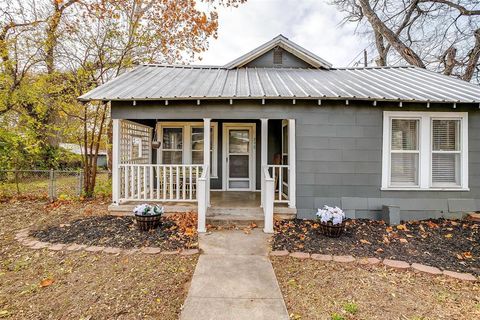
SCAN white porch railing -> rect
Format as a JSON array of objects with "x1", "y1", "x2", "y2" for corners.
[
  {"x1": 267, "y1": 165, "x2": 290, "y2": 203},
  {"x1": 262, "y1": 166, "x2": 275, "y2": 233},
  {"x1": 119, "y1": 164, "x2": 203, "y2": 202}
]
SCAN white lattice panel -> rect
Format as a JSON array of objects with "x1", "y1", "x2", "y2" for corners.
[{"x1": 120, "y1": 120, "x2": 152, "y2": 164}]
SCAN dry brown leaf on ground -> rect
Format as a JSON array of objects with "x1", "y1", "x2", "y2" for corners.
[
  {"x1": 360, "y1": 239, "x2": 371, "y2": 245},
  {"x1": 39, "y1": 278, "x2": 54, "y2": 287}
]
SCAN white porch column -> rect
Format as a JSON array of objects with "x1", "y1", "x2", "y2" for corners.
[
  {"x1": 112, "y1": 119, "x2": 121, "y2": 205},
  {"x1": 203, "y1": 118, "x2": 211, "y2": 206},
  {"x1": 288, "y1": 119, "x2": 296, "y2": 208},
  {"x1": 260, "y1": 118, "x2": 268, "y2": 207}
]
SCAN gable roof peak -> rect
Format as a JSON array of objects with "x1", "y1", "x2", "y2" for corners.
[{"x1": 224, "y1": 35, "x2": 332, "y2": 69}]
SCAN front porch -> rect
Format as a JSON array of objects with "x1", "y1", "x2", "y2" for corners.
[{"x1": 110, "y1": 118, "x2": 297, "y2": 233}]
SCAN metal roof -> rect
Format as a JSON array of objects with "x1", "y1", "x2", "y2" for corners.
[
  {"x1": 223, "y1": 34, "x2": 332, "y2": 69},
  {"x1": 79, "y1": 64, "x2": 480, "y2": 104}
]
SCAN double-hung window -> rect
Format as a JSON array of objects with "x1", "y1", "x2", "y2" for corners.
[
  {"x1": 158, "y1": 122, "x2": 218, "y2": 178},
  {"x1": 382, "y1": 111, "x2": 468, "y2": 190}
]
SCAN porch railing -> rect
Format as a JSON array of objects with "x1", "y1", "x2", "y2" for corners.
[
  {"x1": 267, "y1": 165, "x2": 290, "y2": 203},
  {"x1": 262, "y1": 166, "x2": 275, "y2": 233},
  {"x1": 119, "y1": 164, "x2": 203, "y2": 202}
]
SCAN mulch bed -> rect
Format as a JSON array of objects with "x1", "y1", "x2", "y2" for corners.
[
  {"x1": 273, "y1": 218, "x2": 480, "y2": 275},
  {"x1": 31, "y1": 214, "x2": 198, "y2": 251}
]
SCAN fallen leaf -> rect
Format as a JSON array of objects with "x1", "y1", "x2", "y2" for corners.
[
  {"x1": 463, "y1": 251, "x2": 473, "y2": 259},
  {"x1": 399, "y1": 238, "x2": 408, "y2": 243},
  {"x1": 444, "y1": 234, "x2": 453, "y2": 238},
  {"x1": 40, "y1": 278, "x2": 54, "y2": 288},
  {"x1": 360, "y1": 239, "x2": 371, "y2": 245},
  {"x1": 427, "y1": 221, "x2": 439, "y2": 229},
  {"x1": 419, "y1": 224, "x2": 426, "y2": 232},
  {"x1": 385, "y1": 226, "x2": 393, "y2": 233},
  {"x1": 396, "y1": 224, "x2": 409, "y2": 231}
]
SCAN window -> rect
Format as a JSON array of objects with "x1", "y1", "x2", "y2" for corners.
[
  {"x1": 382, "y1": 111, "x2": 468, "y2": 190},
  {"x1": 158, "y1": 122, "x2": 218, "y2": 177},
  {"x1": 131, "y1": 136, "x2": 143, "y2": 159},
  {"x1": 162, "y1": 127, "x2": 183, "y2": 164}
]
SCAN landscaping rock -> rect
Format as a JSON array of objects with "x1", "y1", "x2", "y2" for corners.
[
  {"x1": 48, "y1": 243, "x2": 66, "y2": 251},
  {"x1": 85, "y1": 246, "x2": 104, "y2": 252},
  {"x1": 181, "y1": 249, "x2": 199, "y2": 256},
  {"x1": 290, "y1": 252, "x2": 310, "y2": 259},
  {"x1": 411, "y1": 263, "x2": 442, "y2": 275},
  {"x1": 141, "y1": 247, "x2": 161, "y2": 254},
  {"x1": 270, "y1": 250, "x2": 289, "y2": 257},
  {"x1": 123, "y1": 249, "x2": 139, "y2": 255},
  {"x1": 311, "y1": 254, "x2": 332, "y2": 261},
  {"x1": 103, "y1": 247, "x2": 122, "y2": 254},
  {"x1": 160, "y1": 250, "x2": 180, "y2": 255},
  {"x1": 383, "y1": 259, "x2": 410, "y2": 270},
  {"x1": 333, "y1": 255, "x2": 356, "y2": 263},
  {"x1": 65, "y1": 244, "x2": 87, "y2": 251},
  {"x1": 358, "y1": 257, "x2": 381, "y2": 265},
  {"x1": 443, "y1": 270, "x2": 477, "y2": 282},
  {"x1": 30, "y1": 242, "x2": 49, "y2": 250}
]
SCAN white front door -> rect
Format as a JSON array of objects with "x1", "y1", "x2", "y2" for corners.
[{"x1": 223, "y1": 123, "x2": 255, "y2": 191}]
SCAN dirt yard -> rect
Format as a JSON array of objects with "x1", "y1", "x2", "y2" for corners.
[
  {"x1": 0, "y1": 199, "x2": 197, "y2": 319},
  {"x1": 272, "y1": 257, "x2": 480, "y2": 320}
]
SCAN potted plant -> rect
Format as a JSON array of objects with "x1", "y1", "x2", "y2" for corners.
[
  {"x1": 133, "y1": 204, "x2": 164, "y2": 231},
  {"x1": 316, "y1": 205, "x2": 346, "y2": 238}
]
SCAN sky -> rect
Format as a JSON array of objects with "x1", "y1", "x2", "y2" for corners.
[{"x1": 194, "y1": 0, "x2": 371, "y2": 68}]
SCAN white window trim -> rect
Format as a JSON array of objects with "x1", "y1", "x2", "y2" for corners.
[
  {"x1": 382, "y1": 111, "x2": 468, "y2": 191},
  {"x1": 157, "y1": 121, "x2": 218, "y2": 178}
]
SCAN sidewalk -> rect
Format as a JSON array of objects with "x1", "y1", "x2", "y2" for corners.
[{"x1": 180, "y1": 229, "x2": 289, "y2": 320}]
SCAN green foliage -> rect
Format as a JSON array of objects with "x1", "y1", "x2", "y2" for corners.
[
  {"x1": 342, "y1": 301, "x2": 359, "y2": 315},
  {"x1": 330, "y1": 313, "x2": 345, "y2": 320}
]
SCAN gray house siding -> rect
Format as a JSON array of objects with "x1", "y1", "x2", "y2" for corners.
[
  {"x1": 244, "y1": 48, "x2": 313, "y2": 68},
  {"x1": 113, "y1": 100, "x2": 480, "y2": 220}
]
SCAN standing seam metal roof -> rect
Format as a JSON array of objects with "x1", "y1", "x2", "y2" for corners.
[{"x1": 79, "y1": 64, "x2": 480, "y2": 103}]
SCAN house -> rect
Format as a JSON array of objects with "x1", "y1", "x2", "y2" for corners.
[
  {"x1": 79, "y1": 35, "x2": 480, "y2": 232},
  {"x1": 60, "y1": 143, "x2": 109, "y2": 168}
]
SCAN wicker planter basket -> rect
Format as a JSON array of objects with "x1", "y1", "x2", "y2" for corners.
[
  {"x1": 135, "y1": 213, "x2": 162, "y2": 231},
  {"x1": 319, "y1": 221, "x2": 346, "y2": 238}
]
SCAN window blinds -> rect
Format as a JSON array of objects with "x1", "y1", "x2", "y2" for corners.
[
  {"x1": 432, "y1": 120, "x2": 460, "y2": 185},
  {"x1": 390, "y1": 119, "x2": 419, "y2": 185}
]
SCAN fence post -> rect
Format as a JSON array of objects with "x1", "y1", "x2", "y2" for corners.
[
  {"x1": 48, "y1": 169, "x2": 56, "y2": 201},
  {"x1": 77, "y1": 171, "x2": 84, "y2": 197}
]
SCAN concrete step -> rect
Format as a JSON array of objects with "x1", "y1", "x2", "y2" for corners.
[
  {"x1": 206, "y1": 214, "x2": 264, "y2": 228},
  {"x1": 207, "y1": 207, "x2": 263, "y2": 217}
]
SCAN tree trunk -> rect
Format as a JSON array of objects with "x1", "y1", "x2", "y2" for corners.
[
  {"x1": 463, "y1": 29, "x2": 480, "y2": 81},
  {"x1": 358, "y1": 0, "x2": 426, "y2": 68}
]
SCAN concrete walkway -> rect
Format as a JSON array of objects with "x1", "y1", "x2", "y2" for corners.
[{"x1": 180, "y1": 229, "x2": 289, "y2": 320}]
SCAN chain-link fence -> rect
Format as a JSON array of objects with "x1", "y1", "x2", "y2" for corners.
[{"x1": 0, "y1": 170, "x2": 111, "y2": 200}]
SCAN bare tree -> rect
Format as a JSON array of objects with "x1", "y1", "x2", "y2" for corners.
[{"x1": 332, "y1": 0, "x2": 480, "y2": 82}]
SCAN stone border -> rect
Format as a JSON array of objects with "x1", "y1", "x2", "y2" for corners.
[
  {"x1": 269, "y1": 250, "x2": 478, "y2": 282},
  {"x1": 14, "y1": 228, "x2": 199, "y2": 256}
]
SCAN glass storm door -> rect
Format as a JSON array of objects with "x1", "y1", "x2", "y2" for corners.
[{"x1": 226, "y1": 126, "x2": 254, "y2": 190}]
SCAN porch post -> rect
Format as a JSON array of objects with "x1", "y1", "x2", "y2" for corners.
[
  {"x1": 288, "y1": 119, "x2": 296, "y2": 208},
  {"x1": 260, "y1": 118, "x2": 268, "y2": 207},
  {"x1": 203, "y1": 118, "x2": 211, "y2": 206},
  {"x1": 112, "y1": 119, "x2": 121, "y2": 205}
]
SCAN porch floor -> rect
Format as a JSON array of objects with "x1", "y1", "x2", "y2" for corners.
[
  {"x1": 109, "y1": 191, "x2": 296, "y2": 219},
  {"x1": 211, "y1": 191, "x2": 260, "y2": 208}
]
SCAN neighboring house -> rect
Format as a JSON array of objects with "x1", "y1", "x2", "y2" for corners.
[
  {"x1": 60, "y1": 143, "x2": 108, "y2": 168},
  {"x1": 79, "y1": 35, "x2": 480, "y2": 232}
]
